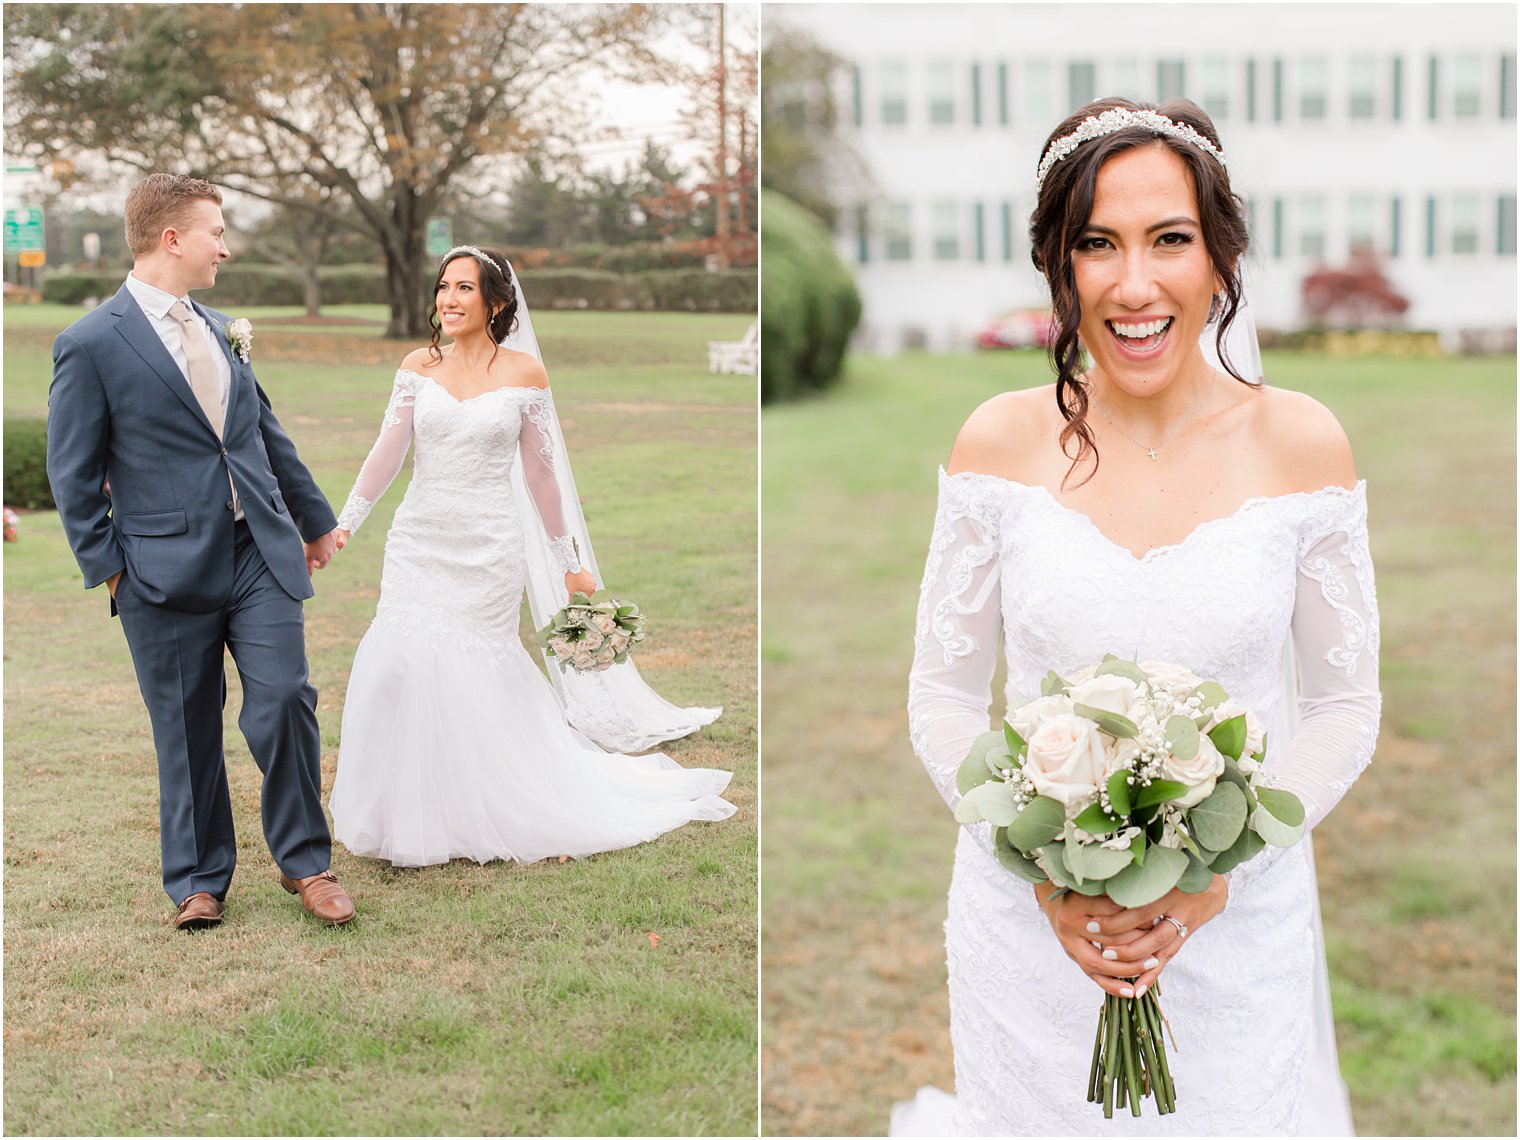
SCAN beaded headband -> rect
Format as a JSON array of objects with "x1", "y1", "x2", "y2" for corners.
[
  {"x1": 442, "y1": 244, "x2": 507, "y2": 278},
  {"x1": 1035, "y1": 108, "x2": 1228, "y2": 191}
]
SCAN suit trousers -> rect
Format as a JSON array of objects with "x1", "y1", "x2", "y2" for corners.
[{"x1": 116, "y1": 519, "x2": 332, "y2": 904}]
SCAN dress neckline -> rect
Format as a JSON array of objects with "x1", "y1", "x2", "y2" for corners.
[
  {"x1": 397, "y1": 367, "x2": 544, "y2": 404},
  {"x1": 940, "y1": 467, "x2": 1365, "y2": 564}
]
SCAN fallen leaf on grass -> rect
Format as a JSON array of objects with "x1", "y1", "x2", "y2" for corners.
[{"x1": 645, "y1": 931, "x2": 661, "y2": 948}]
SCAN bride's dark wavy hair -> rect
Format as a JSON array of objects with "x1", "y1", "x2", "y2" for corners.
[
  {"x1": 1029, "y1": 97, "x2": 1255, "y2": 488},
  {"x1": 425, "y1": 246, "x2": 519, "y2": 366}
]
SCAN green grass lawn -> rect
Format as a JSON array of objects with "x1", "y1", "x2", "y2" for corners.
[
  {"x1": 3, "y1": 304, "x2": 758, "y2": 1136},
  {"x1": 760, "y1": 349, "x2": 1516, "y2": 1137}
]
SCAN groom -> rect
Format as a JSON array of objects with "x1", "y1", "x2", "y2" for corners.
[{"x1": 47, "y1": 173, "x2": 355, "y2": 930}]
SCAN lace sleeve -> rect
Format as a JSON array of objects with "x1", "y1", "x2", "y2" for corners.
[
  {"x1": 907, "y1": 471, "x2": 1008, "y2": 858},
  {"x1": 519, "y1": 388, "x2": 582, "y2": 574},
  {"x1": 336, "y1": 371, "x2": 416, "y2": 535},
  {"x1": 1230, "y1": 484, "x2": 1381, "y2": 896}
]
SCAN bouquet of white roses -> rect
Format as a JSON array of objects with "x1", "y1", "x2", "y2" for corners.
[
  {"x1": 955, "y1": 656, "x2": 1306, "y2": 1119},
  {"x1": 535, "y1": 592, "x2": 645, "y2": 674}
]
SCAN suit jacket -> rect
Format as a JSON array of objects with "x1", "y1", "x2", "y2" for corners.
[{"x1": 47, "y1": 282, "x2": 338, "y2": 612}]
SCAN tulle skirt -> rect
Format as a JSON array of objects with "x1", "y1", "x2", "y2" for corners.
[{"x1": 331, "y1": 617, "x2": 735, "y2": 867}]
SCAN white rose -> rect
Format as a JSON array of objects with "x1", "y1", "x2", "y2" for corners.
[
  {"x1": 580, "y1": 629, "x2": 604, "y2": 651},
  {"x1": 1007, "y1": 694, "x2": 1074, "y2": 742},
  {"x1": 571, "y1": 650, "x2": 596, "y2": 671},
  {"x1": 1207, "y1": 699, "x2": 1266, "y2": 758},
  {"x1": 593, "y1": 613, "x2": 617, "y2": 634},
  {"x1": 608, "y1": 630, "x2": 631, "y2": 653},
  {"x1": 1139, "y1": 659, "x2": 1204, "y2": 694},
  {"x1": 1065, "y1": 662, "x2": 1100, "y2": 684},
  {"x1": 1022, "y1": 714, "x2": 1110, "y2": 812},
  {"x1": 550, "y1": 635, "x2": 574, "y2": 657},
  {"x1": 1163, "y1": 734, "x2": 1226, "y2": 808},
  {"x1": 1066, "y1": 674, "x2": 1142, "y2": 721}
]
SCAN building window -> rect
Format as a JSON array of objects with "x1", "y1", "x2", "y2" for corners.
[
  {"x1": 1157, "y1": 59, "x2": 1186, "y2": 102},
  {"x1": 852, "y1": 66, "x2": 864, "y2": 128},
  {"x1": 1272, "y1": 197, "x2": 1284, "y2": 259},
  {"x1": 1001, "y1": 199, "x2": 1014, "y2": 261},
  {"x1": 1200, "y1": 57, "x2": 1229, "y2": 120},
  {"x1": 1347, "y1": 193, "x2": 1377, "y2": 254},
  {"x1": 855, "y1": 203, "x2": 869, "y2": 264},
  {"x1": 1110, "y1": 58, "x2": 1142, "y2": 102},
  {"x1": 1024, "y1": 60, "x2": 1053, "y2": 124},
  {"x1": 1428, "y1": 55, "x2": 1440, "y2": 120},
  {"x1": 881, "y1": 61, "x2": 908, "y2": 126},
  {"x1": 1502, "y1": 54, "x2": 1516, "y2": 120},
  {"x1": 1392, "y1": 55, "x2": 1404, "y2": 121},
  {"x1": 1451, "y1": 194, "x2": 1480, "y2": 254},
  {"x1": 1246, "y1": 59, "x2": 1258, "y2": 122},
  {"x1": 1348, "y1": 55, "x2": 1377, "y2": 120},
  {"x1": 932, "y1": 201, "x2": 960, "y2": 261},
  {"x1": 1298, "y1": 57, "x2": 1328, "y2": 120},
  {"x1": 928, "y1": 62, "x2": 955, "y2": 125},
  {"x1": 970, "y1": 62, "x2": 982, "y2": 126},
  {"x1": 973, "y1": 201, "x2": 986, "y2": 262},
  {"x1": 1499, "y1": 194, "x2": 1517, "y2": 256},
  {"x1": 1453, "y1": 53, "x2": 1482, "y2": 118},
  {"x1": 1298, "y1": 194, "x2": 1327, "y2": 259},
  {"x1": 885, "y1": 201, "x2": 912, "y2": 261},
  {"x1": 1425, "y1": 196, "x2": 1437, "y2": 258},
  {"x1": 1068, "y1": 61, "x2": 1096, "y2": 111},
  {"x1": 1272, "y1": 58, "x2": 1285, "y2": 122},
  {"x1": 997, "y1": 62, "x2": 1010, "y2": 125},
  {"x1": 1390, "y1": 195, "x2": 1402, "y2": 258}
]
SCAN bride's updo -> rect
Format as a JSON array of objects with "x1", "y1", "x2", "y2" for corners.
[
  {"x1": 1029, "y1": 97, "x2": 1253, "y2": 479},
  {"x1": 426, "y1": 245, "x2": 519, "y2": 366}
]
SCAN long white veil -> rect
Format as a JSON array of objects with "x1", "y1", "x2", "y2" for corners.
[{"x1": 501, "y1": 262, "x2": 722, "y2": 754}]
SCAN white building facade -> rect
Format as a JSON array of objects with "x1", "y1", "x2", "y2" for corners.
[{"x1": 774, "y1": 3, "x2": 1518, "y2": 352}]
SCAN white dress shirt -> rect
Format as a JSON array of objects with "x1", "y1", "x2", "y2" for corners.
[{"x1": 125, "y1": 273, "x2": 243, "y2": 519}]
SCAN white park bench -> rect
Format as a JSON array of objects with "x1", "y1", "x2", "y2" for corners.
[{"x1": 708, "y1": 323, "x2": 758, "y2": 375}]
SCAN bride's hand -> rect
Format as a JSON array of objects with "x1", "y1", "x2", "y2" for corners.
[
  {"x1": 564, "y1": 568, "x2": 596, "y2": 599},
  {"x1": 334, "y1": 528, "x2": 351, "y2": 552},
  {"x1": 1036, "y1": 875, "x2": 1228, "y2": 999}
]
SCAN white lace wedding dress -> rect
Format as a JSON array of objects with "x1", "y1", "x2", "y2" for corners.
[
  {"x1": 328, "y1": 369, "x2": 735, "y2": 867},
  {"x1": 900, "y1": 468, "x2": 1381, "y2": 1136}
]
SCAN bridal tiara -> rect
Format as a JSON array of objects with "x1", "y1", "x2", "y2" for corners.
[
  {"x1": 443, "y1": 244, "x2": 507, "y2": 278},
  {"x1": 1035, "y1": 108, "x2": 1228, "y2": 191}
]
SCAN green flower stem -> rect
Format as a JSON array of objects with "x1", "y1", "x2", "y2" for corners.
[
  {"x1": 1087, "y1": 999, "x2": 1106, "y2": 1103},
  {"x1": 1102, "y1": 992, "x2": 1120, "y2": 1119},
  {"x1": 1141, "y1": 990, "x2": 1176, "y2": 1112},
  {"x1": 1121, "y1": 997, "x2": 1143, "y2": 1117}
]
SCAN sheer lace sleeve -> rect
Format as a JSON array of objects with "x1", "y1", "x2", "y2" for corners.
[
  {"x1": 336, "y1": 370, "x2": 416, "y2": 535},
  {"x1": 907, "y1": 471, "x2": 1008, "y2": 857},
  {"x1": 518, "y1": 388, "x2": 582, "y2": 574},
  {"x1": 1231, "y1": 484, "x2": 1382, "y2": 896}
]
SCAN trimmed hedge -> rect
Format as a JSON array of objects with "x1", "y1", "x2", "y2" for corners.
[
  {"x1": 4, "y1": 419, "x2": 53, "y2": 510},
  {"x1": 42, "y1": 262, "x2": 754, "y2": 313},
  {"x1": 760, "y1": 190, "x2": 862, "y2": 403}
]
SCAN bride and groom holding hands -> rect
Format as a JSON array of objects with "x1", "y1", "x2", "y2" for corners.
[{"x1": 46, "y1": 173, "x2": 734, "y2": 932}]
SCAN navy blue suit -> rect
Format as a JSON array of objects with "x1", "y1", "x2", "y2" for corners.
[{"x1": 48, "y1": 281, "x2": 339, "y2": 904}]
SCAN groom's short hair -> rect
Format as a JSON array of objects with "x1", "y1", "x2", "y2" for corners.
[{"x1": 124, "y1": 174, "x2": 223, "y2": 257}]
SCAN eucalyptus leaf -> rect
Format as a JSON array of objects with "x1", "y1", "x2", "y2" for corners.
[
  {"x1": 1255, "y1": 786, "x2": 1306, "y2": 828},
  {"x1": 1065, "y1": 836, "x2": 1137, "y2": 883},
  {"x1": 1006, "y1": 795, "x2": 1066, "y2": 850},
  {"x1": 956, "y1": 781, "x2": 1022, "y2": 827},
  {"x1": 1106, "y1": 769, "x2": 1132, "y2": 817},
  {"x1": 1095, "y1": 658, "x2": 1149, "y2": 683},
  {"x1": 1003, "y1": 721, "x2": 1027, "y2": 758},
  {"x1": 956, "y1": 752, "x2": 999, "y2": 796},
  {"x1": 1104, "y1": 846, "x2": 1189, "y2": 908},
  {"x1": 1132, "y1": 779, "x2": 1189, "y2": 810},
  {"x1": 1072, "y1": 704, "x2": 1139, "y2": 739},
  {"x1": 970, "y1": 730, "x2": 1012, "y2": 776},
  {"x1": 1187, "y1": 782, "x2": 1248, "y2": 851},
  {"x1": 1072, "y1": 801, "x2": 1123, "y2": 835},
  {"x1": 1040, "y1": 842, "x2": 1108, "y2": 896},
  {"x1": 1190, "y1": 681, "x2": 1229, "y2": 712},
  {"x1": 1165, "y1": 715, "x2": 1199, "y2": 761},
  {"x1": 1208, "y1": 714, "x2": 1247, "y2": 761},
  {"x1": 993, "y1": 827, "x2": 1048, "y2": 883},
  {"x1": 1251, "y1": 804, "x2": 1305, "y2": 847},
  {"x1": 1129, "y1": 828, "x2": 1147, "y2": 865},
  {"x1": 1041, "y1": 669, "x2": 1070, "y2": 697},
  {"x1": 1209, "y1": 823, "x2": 1266, "y2": 873},
  {"x1": 1177, "y1": 851, "x2": 1216, "y2": 893}
]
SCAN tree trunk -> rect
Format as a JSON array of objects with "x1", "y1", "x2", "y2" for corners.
[
  {"x1": 382, "y1": 191, "x2": 430, "y2": 339},
  {"x1": 300, "y1": 250, "x2": 323, "y2": 317}
]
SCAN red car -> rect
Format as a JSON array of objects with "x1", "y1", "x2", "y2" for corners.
[{"x1": 976, "y1": 308, "x2": 1057, "y2": 350}]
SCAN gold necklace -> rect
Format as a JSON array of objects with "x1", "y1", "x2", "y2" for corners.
[{"x1": 1090, "y1": 371, "x2": 1217, "y2": 461}]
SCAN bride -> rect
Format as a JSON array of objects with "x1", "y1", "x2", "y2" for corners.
[
  {"x1": 901, "y1": 99, "x2": 1380, "y2": 1135},
  {"x1": 329, "y1": 245, "x2": 734, "y2": 867}
]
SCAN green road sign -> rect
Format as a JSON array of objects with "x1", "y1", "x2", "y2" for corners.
[
  {"x1": 4, "y1": 207, "x2": 45, "y2": 255},
  {"x1": 425, "y1": 217, "x2": 453, "y2": 259}
]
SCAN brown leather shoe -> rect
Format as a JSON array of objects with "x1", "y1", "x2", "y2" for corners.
[
  {"x1": 175, "y1": 892, "x2": 225, "y2": 930},
  {"x1": 279, "y1": 869, "x2": 355, "y2": 925}
]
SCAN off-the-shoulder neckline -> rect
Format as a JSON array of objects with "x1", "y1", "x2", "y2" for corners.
[
  {"x1": 396, "y1": 367, "x2": 548, "y2": 402},
  {"x1": 939, "y1": 467, "x2": 1366, "y2": 564}
]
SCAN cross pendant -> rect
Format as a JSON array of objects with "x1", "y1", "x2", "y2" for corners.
[{"x1": 1146, "y1": 448, "x2": 1158, "y2": 460}]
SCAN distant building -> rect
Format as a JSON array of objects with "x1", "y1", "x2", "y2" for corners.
[{"x1": 773, "y1": 3, "x2": 1518, "y2": 352}]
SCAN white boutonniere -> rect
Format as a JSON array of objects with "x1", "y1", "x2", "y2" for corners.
[{"x1": 224, "y1": 317, "x2": 253, "y2": 364}]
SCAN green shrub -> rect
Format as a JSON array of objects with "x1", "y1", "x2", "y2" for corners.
[
  {"x1": 760, "y1": 191, "x2": 862, "y2": 403},
  {"x1": 40, "y1": 272, "x2": 117, "y2": 306},
  {"x1": 4, "y1": 419, "x2": 53, "y2": 510},
  {"x1": 316, "y1": 264, "x2": 387, "y2": 305},
  {"x1": 639, "y1": 269, "x2": 757, "y2": 313}
]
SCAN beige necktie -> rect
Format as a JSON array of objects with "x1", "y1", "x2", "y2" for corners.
[
  {"x1": 169, "y1": 300, "x2": 241, "y2": 518},
  {"x1": 169, "y1": 300, "x2": 224, "y2": 438}
]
